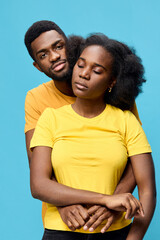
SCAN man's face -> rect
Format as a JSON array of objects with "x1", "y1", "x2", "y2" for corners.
[{"x1": 31, "y1": 30, "x2": 71, "y2": 81}]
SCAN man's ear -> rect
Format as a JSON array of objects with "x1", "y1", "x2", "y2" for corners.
[{"x1": 33, "y1": 62, "x2": 42, "y2": 72}]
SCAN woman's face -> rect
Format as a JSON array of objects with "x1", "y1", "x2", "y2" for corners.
[{"x1": 72, "y1": 45, "x2": 115, "y2": 101}]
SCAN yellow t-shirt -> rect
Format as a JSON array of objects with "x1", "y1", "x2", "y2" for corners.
[{"x1": 30, "y1": 104, "x2": 151, "y2": 233}]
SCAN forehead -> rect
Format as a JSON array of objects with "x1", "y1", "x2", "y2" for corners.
[
  {"x1": 31, "y1": 30, "x2": 66, "y2": 53},
  {"x1": 80, "y1": 45, "x2": 113, "y2": 66}
]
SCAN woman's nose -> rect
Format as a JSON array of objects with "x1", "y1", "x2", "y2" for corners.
[{"x1": 79, "y1": 68, "x2": 90, "y2": 80}]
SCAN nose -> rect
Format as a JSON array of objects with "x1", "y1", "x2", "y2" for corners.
[
  {"x1": 49, "y1": 50, "x2": 60, "y2": 62},
  {"x1": 79, "y1": 67, "x2": 90, "y2": 80}
]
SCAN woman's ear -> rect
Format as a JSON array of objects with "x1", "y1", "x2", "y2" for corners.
[{"x1": 110, "y1": 78, "x2": 117, "y2": 88}]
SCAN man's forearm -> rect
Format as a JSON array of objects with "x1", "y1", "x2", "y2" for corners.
[{"x1": 114, "y1": 159, "x2": 136, "y2": 194}]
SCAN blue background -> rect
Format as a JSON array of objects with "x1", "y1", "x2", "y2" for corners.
[{"x1": 1, "y1": 0, "x2": 159, "y2": 239}]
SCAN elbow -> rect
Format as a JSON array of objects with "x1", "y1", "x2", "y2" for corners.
[{"x1": 30, "y1": 180, "x2": 42, "y2": 200}]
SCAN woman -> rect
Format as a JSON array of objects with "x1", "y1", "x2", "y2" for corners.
[{"x1": 30, "y1": 34, "x2": 156, "y2": 240}]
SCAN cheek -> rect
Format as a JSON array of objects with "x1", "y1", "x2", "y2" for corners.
[
  {"x1": 62, "y1": 48, "x2": 67, "y2": 59},
  {"x1": 72, "y1": 67, "x2": 79, "y2": 80}
]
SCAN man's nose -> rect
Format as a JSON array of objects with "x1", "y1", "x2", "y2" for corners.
[
  {"x1": 79, "y1": 68, "x2": 90, "y2": 80},
  {"x1": 49, "y1": 51, "x2": 60, "y2": 62}
]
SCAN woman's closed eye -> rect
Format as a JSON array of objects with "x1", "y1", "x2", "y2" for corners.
[{"x1": 78, "y1": 64, "x2": 84, "y2": 68}]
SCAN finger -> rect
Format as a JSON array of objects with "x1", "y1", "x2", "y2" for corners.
[
  {"x1": 78, "y1": 206, "x2": 90, "y2": 221},
  {"x1": 125, "y1": 197, "x2": 137, "y2": 219},
  {"x1": 87, "y1": 205, "x2": 101, "y2": 215},
  {"x1": 89, "y1": 213, "x2": 113, "y2": 232},
  {"x1": 67, "y1": 220, "x2": 76, "y2": 231},
  {"x1": 71, "y1": 211, "x2": 86, "y2": 228},
  {"x1": 124, "y1": 199, "x2": 132, "y2": 220},
  {"x1": 127, "y1": 196, "x2": 144, "y2": 219},
  {"x1": 84, "y1": 207, "x2": 107, "y2": 230},
  {"x1": 136, "y1": 200, "x2": 144, "y2": 217},
  {"x1": 68, "y1": 214, "x2": 82, "y2": 229},
  {"x1": 101, "y1": 216, "x2": 114, "y2": 233}
]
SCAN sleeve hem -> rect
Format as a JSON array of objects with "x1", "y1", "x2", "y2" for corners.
[
  {"x1": 128, "y1": 147, "x2": 152, "y2": 157},
  {"x1": 30, "y1": 142, "x2": 53, "y2": 151}
]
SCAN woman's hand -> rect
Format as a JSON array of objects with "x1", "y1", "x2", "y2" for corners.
[
  {"x1": 103, "y1": 193, "x2": 144, "y2": 220},
  {"x1": 83, "y1": 205, "x2": 120, "y2": 233}
]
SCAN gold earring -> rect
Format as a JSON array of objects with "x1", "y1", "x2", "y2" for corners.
[{"x1": 108, "y1": 87, "x2": 112, "y2": 93}]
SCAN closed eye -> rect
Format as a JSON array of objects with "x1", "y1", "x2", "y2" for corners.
[
  {"x1": 78, "y1": 64, "x2": 84, "y2": 68},
  {"x1": 93, "y1": 70, "x2": 102, "y2": 74}
]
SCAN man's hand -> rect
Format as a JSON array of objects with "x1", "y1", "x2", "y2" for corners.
[
  {"x1": 83, "y1": 205, "x2": 120, "y2": 233},
  {"x1": 57, "y1": 205, "x2": 89, "y2": 231}
]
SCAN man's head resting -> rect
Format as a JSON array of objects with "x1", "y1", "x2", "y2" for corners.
[
  {"x1": 24, "y1": 20, "x2": 74, "y2": 81},
  {"x1": 25, "y1": 20, "x2": 67, "y2": 61}
]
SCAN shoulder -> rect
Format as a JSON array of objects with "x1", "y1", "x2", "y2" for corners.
[
  {"x1": 26, "y1": 80, "x2": 54, "y2": 96},
  {"x1": 108, "y1": 105, "x2": 136, "y2": 120}
]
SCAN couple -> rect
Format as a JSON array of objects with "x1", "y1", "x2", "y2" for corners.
[{"x1": 24, "y1": 21, "x2": 156, "y2": 240}]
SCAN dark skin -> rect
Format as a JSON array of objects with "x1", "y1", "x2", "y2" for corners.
[
  {"x1": 26, "y1": 130, "x2": 136, "y2": 232},
  {"x1": 26, "y1": 31, "x2": 137, "y2": 232},
  {"x1": 69, "y1": 45, "x2": 156, "y2": 238}
]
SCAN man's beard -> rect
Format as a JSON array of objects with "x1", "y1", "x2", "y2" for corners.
[{"x1": 45, "y1": 66, "x2": 73, "y2": 85}]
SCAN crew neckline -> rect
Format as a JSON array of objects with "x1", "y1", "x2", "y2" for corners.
[{"x1": 69, "y1": 104, "x2": 108, "y2": 122}]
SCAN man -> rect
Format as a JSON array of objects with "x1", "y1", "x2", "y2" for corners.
[{"x1": 25, "y1": 20, "x2": 138, "y2": 232}]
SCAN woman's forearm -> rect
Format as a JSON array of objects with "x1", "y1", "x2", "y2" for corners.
[
  {"x1": 30, "y1": 146, "x2": 144, "y2": 218},
  {"x1": 126, "y1": 191, "x2": 156, "y2": 240},
  {"x1": 31, "y1": 176, "x2": 104, "y2": 206},
  {"x1": 127, "y1": 153, "x2": 156, "y2": 240}
]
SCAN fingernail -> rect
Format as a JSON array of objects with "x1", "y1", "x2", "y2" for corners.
[
  {"x1": 89, "y1": 227, "x2": 94, "y2": 232},
  {"x1": 83, "y1": 226, "x2": 88, "y2": 230},
  {"x1": 101, "y1": 229, "x2": 105, "y2": 233}
]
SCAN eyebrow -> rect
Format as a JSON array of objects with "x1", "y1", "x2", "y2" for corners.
[
  {"x1": 36, "y1": 39, "x2": 64, "y2": 55},
  {"x1": 79, "y1": 57, "x2": 107, "y2": 70}
]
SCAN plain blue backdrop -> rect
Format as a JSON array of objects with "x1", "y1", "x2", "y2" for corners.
[{"x1": 1, "y1": 0, "x2": 159, "y2": 239}]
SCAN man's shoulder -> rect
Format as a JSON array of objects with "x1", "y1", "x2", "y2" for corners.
[{"x1": 27, "y1": 80, "x2": 54, "y2": 95}]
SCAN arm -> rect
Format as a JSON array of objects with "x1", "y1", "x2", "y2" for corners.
[
  {"x1": 114, "y1": 159, "x2": 136, "y2": 194},
  {"x1": 114, "y1": 101, "x2": 141, "y2": 195},
  {"x1": 25, "y1": 129, "x2": 35, "y2": 167},
  {"x1": 26, "y1": 129, "x2": 90, "y2": 230},
  {"x1": 30, "y1": 146, "x2": 144, "y2": 218},
  {"x1": 126, "y1": 153, "x2": 156, "y2": 240}
]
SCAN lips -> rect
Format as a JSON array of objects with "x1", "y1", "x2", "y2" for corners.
[
  {"x1": 51, "y1": 60, "x2": 66, "y2": 72},
  {"x1": 74, "y1": 82, "x2": 88, "y2": 90}
]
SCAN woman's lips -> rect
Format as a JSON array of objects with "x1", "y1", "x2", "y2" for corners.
[{"x1": 75, "y1": 82, "x2": 88, "y2": 90}]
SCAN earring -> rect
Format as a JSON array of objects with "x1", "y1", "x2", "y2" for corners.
[{"x1": 108, "y1": 87, "x2": 112, "y2": 93}]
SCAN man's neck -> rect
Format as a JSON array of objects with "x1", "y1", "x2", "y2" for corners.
[{"x1": 54, "y1": 80, "x2": 75, "y2": 97}]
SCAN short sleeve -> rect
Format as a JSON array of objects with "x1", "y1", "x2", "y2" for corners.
[
  {"x1": 125, "y1": 111, "x2": 151, "y2": 156},
  {"x1": 30, "y1": 108, "x2": 55, "y2": 150},
  {"x1": 24, "y1": 91, "x2": 41, "y2": 133}
]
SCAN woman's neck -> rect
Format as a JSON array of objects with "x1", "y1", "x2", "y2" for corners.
[{"x1": 72, "y1": 97, "x2": 106, "y2": 118}]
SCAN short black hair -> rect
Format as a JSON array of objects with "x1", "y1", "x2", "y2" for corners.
[
  {"x1": 24, "y1": 20, "x2": 67, "y2": 60},
  {"x1": 76, "y1": 33, "x2": 146, "y2": 110}
]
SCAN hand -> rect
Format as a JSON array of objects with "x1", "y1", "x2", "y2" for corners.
[
  {"x1": 83, "y1": 205, "x2": 120, "y2": 233},
  {"x1": 104, "y1": 193, "x2": 144, "y2": 219},
  {"x1": 57, "y1": 205, "x2": 89, "y2": 231}
]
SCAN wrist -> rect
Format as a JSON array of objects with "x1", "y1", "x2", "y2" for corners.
[{"x1": 99, "y1": 194, "x2": 110, "y2": 207}]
